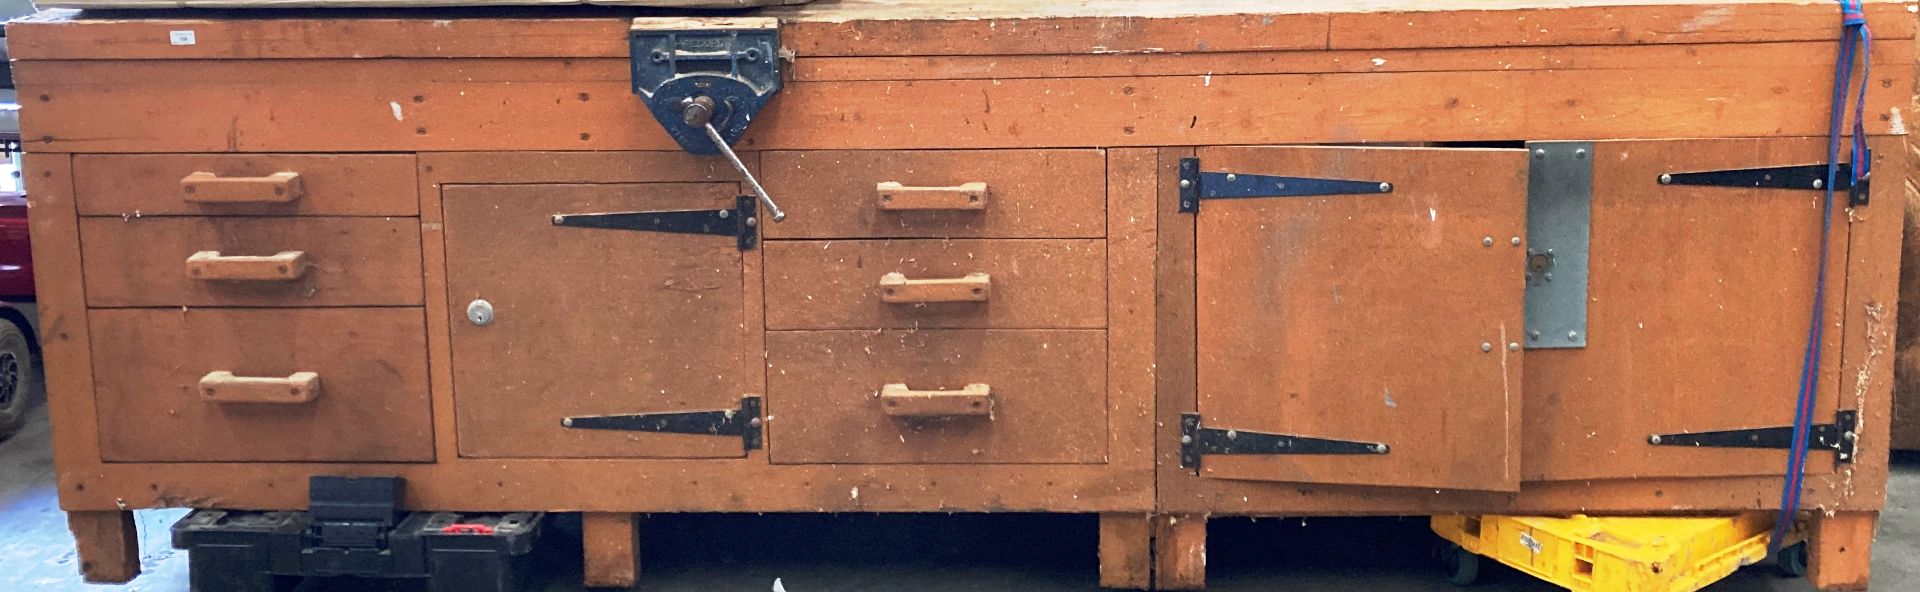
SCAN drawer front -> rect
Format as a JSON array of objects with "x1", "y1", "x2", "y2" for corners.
[
  {"x1": 766, "y1": 330, "x2": 1106, "y2": 464},
  {"x1": 80, "y1": 217, "x2": 424, "y2": 307},
  {"x1": 765, "y1": 239, "x2": 1107, "y2": 330},
  {"x1": 760, "y1": 150, "x2": 1105, "y2": 239},
  {"x1": 90, "y1": 308, "x2": 432, "y2": 462},
  {"x1": 74, "y1": 154, "x2": 418, "y2": 216}
]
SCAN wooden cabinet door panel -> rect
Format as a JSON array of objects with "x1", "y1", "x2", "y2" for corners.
[
  {"x1": 1522, "y1": 138, "x2": 1850, "y2": 481},
  {"x1": 444, "y1": 183, "x2": 750, "y2": 459},
  {"x1": 1193, "y1": 146, "x2": 1528, "y2": 491}
]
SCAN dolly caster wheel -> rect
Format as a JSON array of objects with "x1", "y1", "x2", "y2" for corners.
[
  {"x1": 1441, "y1": 542, "x2": 1481, "y2": 586},
  {"x1": 1772, "y1": 542, "x2": 1809, "y2": 578}
]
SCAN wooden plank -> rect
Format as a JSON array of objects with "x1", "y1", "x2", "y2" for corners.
[
  {"x1": 1152, "y1": 514, "x2": 1206, "y2": 590},
  {"x1": 65, "y1": 511, "x2": 139, "y2": 584},
  {"x1": 1097, "y1": 513, "x2": 1152, "y2": 589},
  {"x1": 72, "y1": 154, "x2": 418, "y2": 217},
  {"x1": 14, "y1": 60, "x2": 1909, "y2": 152},
  {"x1": 20, "y1": 154, "x2": 112, "y2": 506},
  {"x1": 582, "y1": 513, "x2": 641, "y2": 589},
  {"x1": 78, "y1": 216, "x2": 423, "y2": 307},
  {"x1": 9, "y1": 1, "x2": 1914, "y2": 60},
  {"x1": 1105, "y1": 147, "x2": 1159, "y2": 473},
  {"x1": 761, "y1": 150, "x2": 1107, "y2": 240},
  {"x1": 1193, "y1": 146, "x2": 1527, "y2": 492},
  {"x1": 792, "y1": 40, "x2": 1917, "y2": 81},
  {"x1": 1809, "y1": 511, "x2": 1878, "y2": 591},
  {"x1": 763, "y1": 239, "x2": 1107, "y2": 330},
  {"x1": 1329, "y1": 1, "x2": 1917, "y2": 49},
  {"x1": 764, "y1": 330, "x2": 1107, "y2": 465},
  {"x1": 1834, "y1": 137, "x2": 1905, "y2": 496},
  {"x1": 90, "y1": 308, "x2": 434, "y2": 463}
]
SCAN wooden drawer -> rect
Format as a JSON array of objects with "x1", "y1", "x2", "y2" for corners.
[
  {"x1": 760, "y1": 149, "x2": 1105, "y2": 239},
  {"x1": 766, "y1": 329, "x2": 1106, "y2": 464},
  {"x1": 73, "y1": 154, "x2": 418, "y2": 216},
  {"x1": 765, "y1": 239, "x2": 1107, "y2": 330},
  {"x1": 80, "y1": 216, "x2": 423, "y2": 307},
  {"x1": 90, "y1": 308, "x2": 432, "y2": 463}
]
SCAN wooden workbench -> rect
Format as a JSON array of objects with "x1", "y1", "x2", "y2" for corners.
[{"x1": 8, "y1": 0, "x2": 1911, "y2": 589}]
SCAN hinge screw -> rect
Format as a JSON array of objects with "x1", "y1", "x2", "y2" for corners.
[
  {"x1": 1813, "y1": 179, "x2": 1825, "y2": 189},
  {"x1": 1648, "y1": 435, "x2": 1663, "y2": 444},
  {"x1": 1534, "y1": 149, "x2": 1547, "y2": 159},
  {"x1": 1180, "y1": 435, "x2": 1193, "y2": 444},
  {"x1": 1225, "y1": 430, "x2": 1238, "y2": 440},
  {"x1": 1179, "y1": 179, "x2": 1193, "y2": 189},
  {"x1": 1508, "y1": 342, "x2": 1520, "y2": 351},
  {"x1": 1372, "y1": 444, "x2": 1389, "y2": 453},
  {"x1": 1225, "y1": 174, "x2": 1238, "y2": 182},
  {"x1": 746, "y1": 217, "x2": 759, "y2": 227},
  {"x1": 1483, "y1": 237, "x2": 1494, "y2": 247},
  {"x1": 1844, "y1": 431, "x2": 1858, "y2": 442},
  {"x1": 1567, "y1": 330, "x2": 1580, "y2": 340},
  {"x1": 1378, "y1": 182, "x2": 1393, "y2": 192},
  {"x1": 1182, "y1": 201, "x2": 1194, "y2": 209},
  {"x1": 1480, "y1": 342, "x2": 1493, "y2": 352},
  {"x1": 1659, "y1": 174, "x2": 1673, "y2": 185},
  {"x1": 561, "y1": 418, "x2": 575, "y2": 428},
  {"x1": 1528, "y1": 330, "x2": 1542, "y2": 341},
  {"x1": 1511, "y1": 236, "x2": 1522, "y2": 246},
  {"x1": 717, "y1": 209, "x2": 730, "y2": 219},
  {"x1": 1574, "y1": 148, "x2": 1587, "y2": 159},
  {"x1": 749, "y1": 417, "x2": 763, "y2": 428},
  {"x1": 550, "y1": 215, "x2": 565, "y2": 225}
]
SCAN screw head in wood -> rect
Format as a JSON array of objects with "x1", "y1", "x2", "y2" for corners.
[
  {"x1": 1511, "y1": 236, "x2": 1522, "y2": 246},
  {"x1": 1480, "y1": 342, "x2": 1493, "y2": 352},
  {"x1": 1508, "y1": 342, "x2": 1520, "y2": 351},
  {"x1": 1659, "y1": 174, "x2": 1673, "y2": 185},
  {"x1": 1378, "y1": 182, "x2": 1393, "y2": 192},
  {"x1": 561, "y1": 418, "x2": 575, "y2": 427},
  {"x1": 1648, "y1": 435, "x2": 1663, "y2": 444},
  {"x1": 1483, "y1": 237, "x2": 1494, "y2": 247}
]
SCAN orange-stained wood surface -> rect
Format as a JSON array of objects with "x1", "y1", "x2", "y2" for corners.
[
  {"x1": 765, "y1": 329, "x2": 1107, "y2": 465},
  {"x1": 65, "y1": 511, "x2": 139, "y2": 584},
  {"x1": 1519, "y1": 138, "x2": 1851, "y2": 482},
  {"x1": 8, "y1": 3, "x2": 1909, "y2": 587},
  {"x1": 14, "y1": 59, "x2": 1907, "y2": 153},
  {"x1": 79, "y1": 216, "x2": 423, "y2": 307},
  {"x1": 442, "y1": 182, "x2": 752, "y2": 459},
  {"x1": 764, "y1": 239, "x2": 1107, "y2": 330},
  {"x1": 1193, "y1": 146, "x2": 1528, "y2": 492},
  {"x1": 72, "y1": 154, "x2": 418, "y2": 216},
  {"x1": 1098, "y1": 513, "x2": 1153, "y2": 589},
  {"x1": 89, "y1": 307, "x2": 433, "y2": 463},
  {"x1": 760, "y1": 150, "x2": 1107, "y2": 239},
  {"x1": 8, "y1": 1, "x2": 1913, "y2": 60}
]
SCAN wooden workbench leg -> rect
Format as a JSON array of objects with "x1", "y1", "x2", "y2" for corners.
[
  {"x1": 1809, "y1": 511, "x2": 1878, "y2": 591},
  {"x1": 1098, "y1": 513, "x2": 1152, "y2": 589},
  {"x1": 1153, "y1": 514, "x2": 1207, "y2": 590},
  {"x1": 67, "y1": 510, "x2": 140, "y2": 584},
  {"x1": 583, "y1": 512, "x2": 641, "y2": 588}
]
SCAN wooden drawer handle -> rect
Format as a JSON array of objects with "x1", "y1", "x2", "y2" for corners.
[
  {"x1": 180, "y1": 171, "x2": 305, "y2": 204},
  {"x1": 199, "y1": 371, "x2": 322, "y2": 404},
  {"x1": 880, "y1": 383, "x2": 992, "y2": 417},
  {"x1": 876, "y1": 181, "x2": 989, "y2": 211},
  {"x1": 879, "y1": 272, "x2": 990, "y2": 303},
  {"x1": 186, "y1": 251, "x2": 312, "y2": 282}
]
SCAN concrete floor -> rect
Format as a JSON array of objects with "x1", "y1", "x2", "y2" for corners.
[{"x1": 3, "y1": 399, "x2": 1916, "y2": 591}]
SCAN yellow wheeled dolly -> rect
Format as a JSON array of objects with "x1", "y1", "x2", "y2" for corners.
[{"x1": 1431, "y1": 513, "x2": 1806, "y2": 591}]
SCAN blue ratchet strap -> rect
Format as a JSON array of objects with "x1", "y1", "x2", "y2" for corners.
[{"x1": 1771, "y1": 0, "x2": 1871, "y2": 551}]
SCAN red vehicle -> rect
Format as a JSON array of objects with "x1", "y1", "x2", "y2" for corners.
[{"x1": 0, "y1": 189, "x2": 38, "y2": 440}]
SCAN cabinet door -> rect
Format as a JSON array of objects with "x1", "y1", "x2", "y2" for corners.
[
  {"x1": 1523, "y1": 138, "x2": 1853, "y2": 481},
  {"x1": 444, "y1": 183, "x2": 749, "y2": 459},
  {"x1": 1192, "y1": 146, "x2": 1528, "y2": 491}
]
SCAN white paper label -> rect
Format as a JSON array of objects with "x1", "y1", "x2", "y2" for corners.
[{"x1": 168, "y1": 30, "x2": 197, "y2": 46}]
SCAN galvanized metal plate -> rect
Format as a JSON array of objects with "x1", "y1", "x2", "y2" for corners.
[{"x1": 1524, "y1": 142, "x2": 1592, "y2": 349}]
